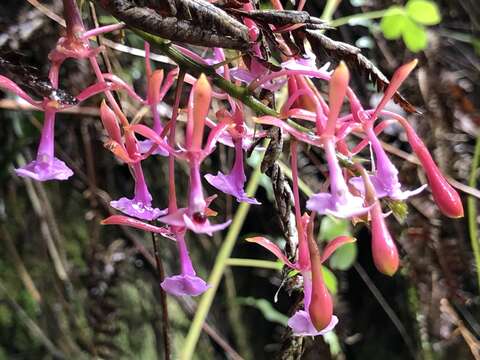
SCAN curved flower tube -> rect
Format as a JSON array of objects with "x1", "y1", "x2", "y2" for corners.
[
  {"x1": 15, "y1": 108, "x2": 73, "y2": 181},
  {"x1": 161, "y1": 231, "x2": 210, "y2": 296}
]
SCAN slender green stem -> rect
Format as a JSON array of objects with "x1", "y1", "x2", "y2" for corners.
[
  {"x1": 226, "y1": 258, "x2": 283, "y2": 270},
  {"x1": 468, "y1": 133, "x2": 480, "y2": 291},
  {"x1": 321, "y1": 0, "x2": 341, "y2": 21},
  {"x1": 180, "y1": 139, "x2": 269, "y2": 360},
  {"x1": 132, "y1": 29, "x2": 278, "y2": 117},
  {"x1": 328, "y1": 9, "x2": 389, "y2": 28}
]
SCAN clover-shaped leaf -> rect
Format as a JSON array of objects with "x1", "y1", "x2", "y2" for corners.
[
  {"x1": 380, "y1": 6, "x2": 407, "y2": 40},
  {"x1": 402, "y1": 17, "x2": 428, "y2": 52},
  {"x1": 406, "y1": 0, "x2": 441, "y2": 25},
  {"x1": 380, "y1": 0, "x2": 441, "y2": 52}
]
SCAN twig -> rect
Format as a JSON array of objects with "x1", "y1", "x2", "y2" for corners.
[
  {"x1": 0, "y1": 282, "x2": 65, "y2": 359},
  {"x1": 353, "y1": 263, "x2": 417, "y2": 359},
  {"x1": 0, "y1": 224, "x2": 42, "y2": 303},
  {"x1": 440, "y1": 298, "x2": 480, "y2": 360},
  {"x1": 26, "y1": 0, "x2": 66, "y2": 27}
]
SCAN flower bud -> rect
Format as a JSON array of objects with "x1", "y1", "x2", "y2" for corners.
[
  {"x1": 100, "y1": 100, "x2": 122, "y2": 144},
  {"x1": 147, "y1": 69, "x2": 164, "y2": 105},
  {"x1": 405, "y1": 125, "x2": 464, "y2": 218},
  {"x1": 191, "y1": 74, "x2": 211, "y2": 151},
  {"x1": 326, "y1": 61, "x2": 350, "y2": 135},
  {"x1": 371, "y1": 203, "x2": 399, "y2": 276},
  {"x1": 307, "y1": 217, "x2": 333, "y2": 331}
]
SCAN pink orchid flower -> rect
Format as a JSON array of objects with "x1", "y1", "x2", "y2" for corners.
[
  {"x1": 156, "y1": 74, "x2": 231, "y2": 235},
  {"x1": 100, "y1": 102, "x2": 165, "y2": 220},
  {"x1": 205, "y1": 106, "x2": 260, "y2": 205},
  {"x1": 247, "y1": 220, "x2": 354, "y2": 336},
  {"x1": 306, "y1": 63, "x2": 370, "y2": 218},
  {"x1": 348, "y1": 60, "x2": 427, "y2": 200}
]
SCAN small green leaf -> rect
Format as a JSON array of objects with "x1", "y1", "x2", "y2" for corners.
[
  {"x1": 319, "y1": 216, "x2": 351, "y2": 242},
  {"x1": 386, "y1": 199, "x2": 408, "y2": 224},
  {"x1": 324, "y1": 332, "x2": 342, "y2": 355},
  {"x1": 402, "y1": 18, "x2": 428, "y2": 52},
  {"x1": 328, "y1": 242, "x2": 357, "y2": 270},
  {"x1": 322, "y1": 266, "x2": 338, "y2": 295},
  {"x1": 380, "y1": 6, "x2": 407, "y2": 40},
  {"x1": 406, "y1": 0, "x2": 441, "y2": 25},
  {"x1": 238, "y1": 297, "x2": 289, "y2": 326}
]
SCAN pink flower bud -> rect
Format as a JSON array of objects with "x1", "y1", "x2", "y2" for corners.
[
  {"x1": 326, "y1": 61, "x2": 350, "y2": 135},
  {"x1": 147, "y1": 69, "x2": 164, "y2": 105},
  {"x1": 100, "y1": 100, "x2": 122, "y2": 144},
  {"x1": 307, "y1": 217, "x2": 333, "y2": 331},
  {"x1": 404, "y1": 124, "x2": 464, "y2": 218},
  {"x1": 191, "y1": 74, "x2": 211, "y2": 151},
  {"x1": 371, "y1": 203, "x2": 399, "y2": 276}
]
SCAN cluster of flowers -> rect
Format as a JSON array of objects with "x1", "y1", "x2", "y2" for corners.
[{"x1": 0, "y1": 0, "x2": 463, "y2": 337}]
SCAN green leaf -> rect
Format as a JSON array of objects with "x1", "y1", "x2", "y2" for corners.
[
  {"x1": 328, "y1": 242, "x2": 357, "y2": 270},
  {"x1": 322, "y1": 266, "x2": 338, "y2": 295},
  {"x1": 238, "y1": 297, "x2": 289, "y2": 326},
  {"x1": 319, "y1": 216, "x2": 351, "y2": 242},
  {"x1": 380, "y1": 6, "x2": 407, "y2": 40},
  {"x1": 386, "y1": 199, "x2": 409, "y2": 224},
  {"x1": 323, "y1": 332, "x2": 342, "y2": 355},
  {"x1": 406, "y1": 0, "x2": 441, "y2": 25},
  {"x1": 402, "y1": 18, "x2": 428, "y2": 52}
]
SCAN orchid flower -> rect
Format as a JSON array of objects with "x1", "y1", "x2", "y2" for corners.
[
  {"x1": 358, "y1": 165, "x2": 400, "y2": 276},
  {"x1": 247, "y1": 225, "x2": 354, "y2": 336},
  {"x1": 161, "y1": 230, "x2": 210, "y2": 296},
  {"x1": 101, "y1": 216, "x2": 209, "y2": 296},
  {"x1": 348, "y1": 60, "x2": 427, "y2": 201},
  {"x1": 100, "y1": 101, "x2": 165, "y2": 221},
  {"x1": 137, "y1": 44, "x2": 177, "y2": 156},
  {"x1": 306, "y1": 63, "x2": 370, "y2": 218},
  {"x1": 15, "y1": 108, "x2": 74, "y2": 181},
  {"x1": 0, "y1": 71, "x2": 74, "y2": 181},
  {"x1": 158, "y1": 74, "x2": 231, "y2": 235},
  {"x1": 205, "y1": 106, "x2": 260, "y2": 205}
]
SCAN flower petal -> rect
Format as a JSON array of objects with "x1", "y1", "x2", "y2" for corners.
[
  {"x1": 288, "y1": 311, "x2": 338, "y2": 337},
  {"x1": 110, "y1": 197, "x2": 166, "y2": 221},
  {"x1": 15, "y1": 157, "x2": 73, "y2": 181},
  {"x1": 101, "y1": 215, "x2": 175, "y2": 240},
  {"x1": 321, "y1": 236, "x2": 356, "y2": 263},
  {"x1": 161, "y1": 274, "x2": 210, "y2": 296},
  {"x1": 245, "y1": 236, "x2": 299, "y2": 269}
]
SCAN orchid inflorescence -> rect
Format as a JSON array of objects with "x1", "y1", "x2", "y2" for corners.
[{"x1": 1, "y1": 0, "x2": 464, "y2": 338}]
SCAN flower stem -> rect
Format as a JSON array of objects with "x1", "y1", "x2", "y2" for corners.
[
  {"x1": 132, "y1": 29, "x2": 278, "y2": 117},
  {"x1": 225, "y1": 258, "x2": 283, "y2": 270},
  {"x1": 468, "y1": 133, "x2": 480, "y2": 291},
  {"x1": 328, "y1": 9, "x2": 389, "y2": 28},
  {"x1": 151, "y1": 233, "x2": 171, "y2": 360},
  {"x1": 180, "y1": 139, "x2": 269, "y2": 360}
]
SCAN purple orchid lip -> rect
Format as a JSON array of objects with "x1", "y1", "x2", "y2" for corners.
[
  {"x1": 109, "y1": 197, "x2": 166, "y2": 221},
  {"x1": 349, "y1": 176, "x2": 427, "y2": 201},
  {"x1": 306, "y1": 138, "x2": 370, "y2": 219},
  {"x1": 288, "y1": 311, "x2": 338, "y2": 337},
  {"x1": 205, "y1": 136, "x2": 260, "y2": 205},
  {"x1": 15, "y1": 155, "x2": 73, "y2": 181},
  {"x1": 137, "y1": 139, "x2": 170, "y2": 156},
  {"x1": 161, "y1": 274, "x2": 210, "y2": 296},
  {"x1": 205, "y1": 171, "x2": 260, "y2": 204}
]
